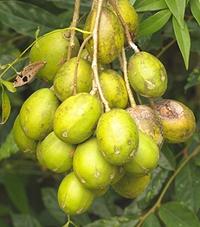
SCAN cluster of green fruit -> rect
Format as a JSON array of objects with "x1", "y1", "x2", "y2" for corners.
[{"x1": 13, "y1": 0, "x2": 196, "y2": 216}]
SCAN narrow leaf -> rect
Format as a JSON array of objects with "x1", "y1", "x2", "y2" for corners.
[
  {"x1": 142, "y1": 213, "x2": 161, "y2": 227},
  {"x1": 0, "y1": 87, "x2": 11, "y2": 124},
  {"x1": 190, "y1": 0, "x2": 200, "y2": 25},
  {"x1": 134, "y1": 0, "x2": 167, "y2": 12},
  {"x1": 0, "y1": 79, "x2": 16, "y2": 93},
  {"x1": 172, "y1": 17, "x2": 191, "y2": 69},
  {"x1": 11, "y1": 214, "x2": 42, "y2": 227},
  {"x1": 159, "y1": 144, "x2": 176, "y2": 171}
]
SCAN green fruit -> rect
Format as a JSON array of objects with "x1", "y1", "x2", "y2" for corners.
[
  {"x1": 127, "y1": 105, "x2": 163, "y2": 146},
  {"x1": 53, "y1": 57, "x2": 93, "y2": 101},
  {"x1": 37, "y1": 132, "x2": 75, "y2": 173},
  {"x1": 73, "y1": 137, "x2": 116, "y2": 190},
  {"x1": 155, "y1": 99, "x2": 196, "y2": 143},
  {"x1": 112, "y1": 174, "x2": 150, "y2": 199},
  {"x1": 29, "y1": 29, "x2": 80, "y2": 82},
  {"x1": 96, "y1": 109, "x2": 139, "y2": 165},
  {"x1": 84, "y1": 7, "x2": 124, "y2": 64},
  {"x1": 54, "y1": 93, "x2": 102, "y2": 144},
  {"x1": 58, "y1": 172, "x2": 94, "y2": 215},
  {"x1": 92, "y1": 186, "x2": 109, "y2": 197},
  {"x1": 19, "y1": 88, "x2": 59, "y2": 140},
  {"x1": 128, "y1": 52, "x2": 167, "y2": 98},
  {"x1": 124, "y1": 131, "x2": 159, "y2": 176},
  {"x1": 111, "y1": 166, "x2": 125, "y2": 184},
  {"x1": 100, "y1": 69, "x2": 128, "y2": 109},
  {"x1": 13, "y1": 116, "x2": 36, "y2": 153}
]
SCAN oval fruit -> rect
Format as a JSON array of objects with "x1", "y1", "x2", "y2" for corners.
[
  {"x1": 96, "y1": 109, "x2": 139, "y2": 165},
  {"x1": 92, "y1": 186, "x2": 109, "y2": 197},
  {"x1": 100, "y1": 69, "x2": 128, "y2": 109},
  {"x1": 58, "y1": 172, "x2": 94, "y2": 215},
  {"x1": 73, "y1": 137, "x2": 116, "y2": 190},
  {"x1": 84, "y1": 7, "x2": 124, "y2": 64},
  {"x1": 29, "y1": 29, "x2": 80, "y2": 82},
  {"x1": 37, "y1": 132, "x2": 75, "y2": 173},
  {"x1": 111, "y1": 166, "x2": 125, "y2": 184},
  {"x1": 54, "y1": 93, "x2": 102, "y2": 144},
  {"x1": 154, "y1": 99, "x2": 196, "y2": 143},
  {"x1": 128, "y1": 51, "x2": 167, "y2": 98},
  {"x1": 53, "y1": 57, "x2": 93, "y2": 101},
  {"x1": 124, "y1": 131, "x2": 159, "y2": 176},
  {"x1": 112, "y1": 174, "x2": 150, "y2": 199},
  {"x1": 19, "y1": 88, "x2": 59, "y2": 140}
]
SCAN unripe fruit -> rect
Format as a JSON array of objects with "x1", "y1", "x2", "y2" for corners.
[
  {"x1": 29, "y1": 29, "x2": 80, "y2": 82},
  {"x1": 73, "y1": 137, "x2": 116, "y2": 189},
  {"x1": 84, "y1": 7, "x2": 124, "y2": 64},
  {"x1": 92, "y1": 186, "x2": 109, "y2": 197},
  {"x1": 111, "y1": 166, "x2": 125, "y2": 185},
  {"x1": 154, "y1": 99, "x2": 196, "y2": 143},
  {"x1": 96, "y1": 109, "x2": 139, "y2": 165},
  {"x1": 58, "y1": 172, "x2": 94, "y2": 215},
  {"x1": 127, "y1": 105, "x2": 163, "y2": 146},
  {"x1": 13, "y1": 116, "x2": 36, "y2": 153},
  {"x1": 112, "y1": 174, "x2": 150, "y2": 199},
  {"x1": 37, "y1": 132, "x2": 75, "y2": 173},
  {"x1": 19, "y1": 88, "x2": 59, "y2": 140},
  {"x1": 124, "y1": 131, "x2": 159, "y2": 176},
  {"x1": 53, "y1": 57, "x2": 93, "y2": 101},
  {"x1": 128, "y1": 52, "x2": 167, "y2": 98},
  {"x1": 54, "y1": 93, "x2": 102, "y2": 144},
  {"x1": 100, "y1": 69, "x2": 128, "y2": 109}
]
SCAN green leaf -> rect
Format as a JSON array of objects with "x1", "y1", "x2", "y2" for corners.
[
  {"x1": 159, "y1": 144, "x2": 176, "y2": 171},
  {"x1": 164, "y1": 0, "x2": 186, "y2": 28},
  {"x1": 0, "y1": 218, "x2": 9, "y2": 227},
  {"x1": 172, "y1": 17, "x2": 191, "y2": 69},
  {"x1": 11, "y1": 214, "x2": 42, "y2": 227},
  {"x1": 134, "y1": 0, "x2": 167, "y2": 12},
  {"x1": 0, "y1": 87, "x2": 11, "y2": 124},
  {"x1": 90, "y1": 197, "x2": 112, "y2": 218},
  {"x1": 0, "y1": 79, "x2": 16, "y2": 93},
  {"x1": 190, "y1": 0, "x2": 200, "y2": 25},
  {"x1": 184, "y1": 68, "x2": 200, "y2": 90},
  {"x1": 142, "y1": 213, "x2": 161, "y2": 227},
  {"x1": 138, "y1": 9, "x2": 171, "y2": 37},
  {"x1": 158, "y1": 202, "x2": 200, "y2": 227}
]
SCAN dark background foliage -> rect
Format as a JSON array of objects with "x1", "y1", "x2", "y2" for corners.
[{"x1": 0, "y1": 0, "x2": 200, "y2": 226}]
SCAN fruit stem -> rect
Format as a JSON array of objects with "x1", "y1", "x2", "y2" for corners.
[
  {"x1": 67, "y1": 0, "x2": 80, "y2": 61},
  {"x1": 109, "y1": 0, "x2": 140, "y2": 53},
  {"x1": 91, "y1": 0, "x2": 111, "y2": 112}
]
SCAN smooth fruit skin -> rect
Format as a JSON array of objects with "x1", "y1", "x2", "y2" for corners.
[
  {"x1": 154, "y1": 99, "x2": 196, "y2": 143},
  {"x1": 53, "y1": 57, "x2": 93, "y2": 101},
  {"x1": 57, "y1": 172, "x2": 94, "y2": 215},
  {"x1": 84, "y1": 7, "x2": 124, "y2": 64},
  {"x1": 124, "y1": 131, "x2": 160, "y2": 176},
  {"x1": 96, "y1": 109, "x2": 139, "y2": 165},
  {"x1": 54, "y1": 93, "x2": 102, "y2": 144},
  {"x1": 73, "y1": 137, "x2": 116, "y2": 190},
  {"x1": 111, "y1": 166, "x2": 125, "y2": 184},
  {"x1": 29, "y1": 29, "x2": 80, "y2": 83},
  {"x1": 112, "y1": 174, "x2": 150, "y2": 199},
  {"x1": 100, "y1": 69, "x2": 128, "y2": 109},
  {"x1": 127, "y1": 105, "x2": 163, "y2": 146},
  {"x1": 128, "y1": 52, "x2": 167, "y2": 98},
  {"x1": 13, "y1": 116, "x2": 36, "y2": 153},
  {"x1": 19, "y1": 88, "x2": 59, "y2": 140},
  {"x1": 92, "y1": 186, "x2": 109, "y2": 197},
  {"x1": 37, "y1": 132, "x2": 75, "y2": 173}
]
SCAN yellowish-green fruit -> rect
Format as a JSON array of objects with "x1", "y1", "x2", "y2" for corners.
[
  {"x1": 92, "y1": 186, "x2": 109, "y2": 197},
  {"x1": 84, "y1": 7, "x2": 124, "y2": 64},
  {"x1": 100, "y1": 69, "x2": 128, "y2": 109},
  {"x1": 37, "y1": 132, "x2": 75, "y2": 173},
  {"x1": 124, "y1": 131, "x2": 159, "y2": 176},
  {"x1": 128, "y1": 52, "x2": 167, "y2": 98},
  {"x1": 155, "y1": 99, "x2": 196, "y2": 143},
  {"x1": 73, "y1": 137, "x2": 116, "y2": 190},
  {"x1": 19, "y1": 88, "x2": 59, "y2": 140},
  {"x1": 53, "y1": 57, "x2": 93, "y2": 101},
  {"x1": 54, "y1": 93, "x2": 102, "y2": 144},
  {"x1": 58, "y1": 172, "x2": 94, "y2": 215},
  {"x1": 127, "y1": 105, "x2": 163, "y2": 146},
  {"x1": 112, "y1": 174, "x2": 150, "y2": 199},
  {"x1": 96, "y1": 109, "x2": 139, "y2": 165},
  {"x1": 13, "y1": 116, "x2": 36, "y2": 153},
  {"x1": 111, "y1": 166, "x2": 125, "y2": 184},
  {"x1": 29, "y1": 29, "x2": 80, "y2": 82}
]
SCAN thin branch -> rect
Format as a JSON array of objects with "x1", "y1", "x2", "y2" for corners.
[{"x1": 157, "y1": 39, "x2": 176, "y2": 58}]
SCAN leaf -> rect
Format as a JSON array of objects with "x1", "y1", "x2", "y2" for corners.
[
  {"x1": 184, "y1": 68, "x2": 200, "y2": 90},
  {"x1": 159, "y1": 144, "x2": 176, "y2": 171},
  {"x1": 164, "y1": 0, "x2": 186, "y2": 28},
  {"x1": 11, "y1": 214, "x2": 42, "y2": 227},
  {"x1": 190, "y1": 0, "x2": 200, "y2": 26},
  {"x1": 0, "y1": 79, "x2": 16, "y2": 93},
  {"x1": 138, "y1": 9, "x2": 171, "y2": 37},
  {"x1": 142, "y1": 213, "x2": 161, "y2": 227},
  {"x1": 134, "y1": 0, "x2": 167, "y2": 12},
  {"x1": 90, "y1": 197, "x2": 112, "y2": 218},
  {"x1": 0, "y1": 87, "x2": 11, "y2": 124},
  {"x1": 172, "y1": 17, "x2": 191, "y2": 69},
  {"x1": 158, "y1": 202, "x2": 200, "y2": 227},
  {"x1": 0, "y1": 218, "x2": 9, "y2": 227}
]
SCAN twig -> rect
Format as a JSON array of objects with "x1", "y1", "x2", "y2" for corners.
[
  {"x1": 91, "y1": 0, "x2": 110, "y2": 112},
  {"x1": 136, "y1": 144, "x2": 200, "y2": 227},
  {"x1": 67, "y1": 0, "x2": 81, "y2": 61},
  {"x1": 157, "y1": 39, "x2": 176, "y2": 58},
  {"x1": 108, "y1": 0, "x2": 140, "y2": 53}
]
